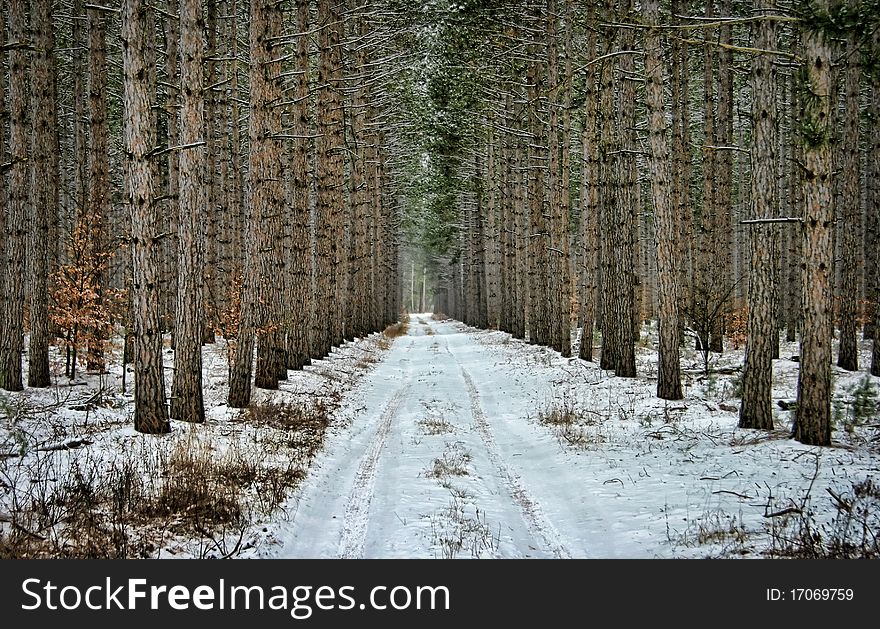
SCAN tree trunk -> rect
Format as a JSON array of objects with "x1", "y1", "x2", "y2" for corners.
[
  {"x1": 740, "y1": 1, "x2": 778, "y2": 430},
  {"x1": 249, "y1": 0, "x2": 285, "y2": 390},
  {"x1": 0, "y1": 3, "x2": 6, "y2": 343},
  {"x1": 644, "y1": 0, "x2": 682, "y2": 400},
  {"x1": 202, "y1": 0, "x2": 219, "y2": 343},
  {"x1": 513, "y1": 94, "x2": 527, "y2": 340},
  {"x1": 28, "y1": 0, "x2": 56, "y2": 388},
  {"x1": 597, "y1": 13, "x2": 617, "y2": 371},
  {"x1": 836, "y1": 33, "x2": 860, "y2": 372},
  {"x1": 578, "y1": 3, "x2": 598, "y2": 362},
  {"x1": 160, "y1": 7, "x2": 179, "y2": 338},
  {"x1": 86, "y1": 7, "x2": 110, "y2": 373},
  {"x1": 286, "y1": 0, "x2": 312, "y2": 369},
  {"x1": 794, "y1": 13, "x2": 835, "y2": 447},
  {"x1": 710, "y1": 0, "x2": 734, "y2": 353},
  {"x1": 526, "y1": 23, "x2": 547, "y2": 346},
  {"x1": 866, "y1": 29, "x2": 879, "y2": 343},
  {"x1": 0, "y1": 0, "x2": 29, "y2": 392},
  {"x1": 614, "y1": 3, "x2": 637, "y2": 378},
  {"x1": 122, "y1": 0, "x2": 170, "y2": 433},
  {"x1": 314, "y1": 0, "x2": 345, "y2": 357},
  {"x1": 170, "y1": 0, "x2": 206, "y2": 423}
]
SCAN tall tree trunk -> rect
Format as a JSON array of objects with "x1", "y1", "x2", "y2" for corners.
[
  {"x1": 160, "y1": 7, "x2": 179, "y2": 339},
  {"x1": 122, "y1": 0, "x2": 170, "y2": 433},
  {"x1": 710, "y1": 0, "x2": 734, "y2": 353},
  {"x1": 28, "y1": 0, "x2": 56, "y2": 387},
  {"x1": 526, "y1": 18, "x2": 547, "y2": 346},
  {"x1": 202, "y1": 0, "x2": 219, "y2": 343},
  {"x1": 836, "y1": 33, "x2": 860, "y2": 371},
  {"x1": 499, "y1": 96, "x2": 513, "y2": 334},
  {"x1": 547, "y1": 0, "x2": 562, "y2": 352},
  {"x1": 597, "y1": 10, "x2": 617, "y2": 371},
  {"x1": 170, "y1": 0, "x2": 206, "y2": 423},
  {"x1": 250, "y1": 0, "x2": 285, "y2": 389},
  {"x1": 513, "y1": 93, "x2": 527, "y2": 340},
  {"x1": 578, "y1": 3, "x2": 598, "y2": 362},
  {"x1": 1, "y1": 0, "x2": 29, "y2": 392},
  {"x1": 739, "y1": 2, "x2": 778, "y2": 430},
  {"x1": 0, "y1": 2, "x2": 6, "y2": 341},
  {"x1": 546, "y1": 0, "x2": 570, "y2": 356},
  {"x1": 671, "y1": 0, "x2": 692, "y2": 342},
  {"x1": 314, "y1": 0, "x2": 345, "y2": 356},
  {"x1": 559, "y1": 8, "x2": 572, "y2": 358},
  {"x1": 485, "y1": 112, "x2": 498, "y2": 329},
  {"x1": 794, "y1": 11, "x2": 835, "y2": 447},
  {"x1": 644, "y1": 0, "x2": 682, "y2": 400},
  {"x1": 86, "y1": 7, "x2": 110, "y2": 373},
  {"x1": 695, "y1": 0, "x2": 717, "y2": 356},
  {"x1": 786, "y1": 33, "x2": 803, "y2": 343},
  {"x1": 866, "y1": 29, "x2": 879, "y2": 343},
  {"x1": 286, "y1": 0, "x2": 312, "y2": 369},
  {"x1": 615, "y1": 2, "x2": 637, "y2": 378}
]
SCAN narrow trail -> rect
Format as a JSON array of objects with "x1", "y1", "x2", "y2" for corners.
[
  {"x1": 338, "y1": 382, "x2": 411, "y2": 558},
  {"x1": 276, "y1": 315, "x2": 593, "y2": 559}
]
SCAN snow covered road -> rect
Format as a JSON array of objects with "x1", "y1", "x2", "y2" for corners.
[
  {"x1": 266, "y1": 314, "x2": 879, "y2": 559},
  {"x1": 274, "y1": 315, "x2": 592, "y2": 558}
]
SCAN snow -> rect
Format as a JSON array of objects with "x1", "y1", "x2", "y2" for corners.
[
  {"x1": 2, "y1": 315, "x2": 878, "y2": 558},
  {"x1": 262, "y1": 315, "x2": 880, "y2": 558}
]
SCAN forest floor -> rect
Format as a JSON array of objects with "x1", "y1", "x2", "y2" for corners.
[{"x1": 1, "y1": 315, "x2": 879, "y2": 558}]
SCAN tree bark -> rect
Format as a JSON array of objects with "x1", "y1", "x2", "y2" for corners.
[
  {"x1": 170, "y1": 0, "x2": 206, "y2": 423},
  {"x1": 739, "y1": 2, "x2": 778, "y2": 430},
  {"x1": 314, "y1": 0, "x2": 346, "y2": 356},
  {"x1": 86, "y1": 7, "x2": 110, "y2": 373},
  {"x1": 794, "y1": 13, "x2": 835, "y2": 446},
  {"x1": 122, "y1": 0, "x2": 170, "y2": 433},
  {"x1": 836, "y1": 33, "x2": 860, "y2": 371},
  {"x1": 286, "y1": 0, "x2": 312, "y2": 369},
  {"x1": 0, "y1": 0, "x2": 29, "y2": 392},
  {"x1": 250, "y1": 0, "x2": 285, "y2": 389},
  {"x1": 644, "y1": 0, "x2": 682, "y2": 400},
  {"x1": 28, "y1": 0, "x2": 57, "y2": 387},
  {"x1": 578, "y1": 3, "x2": 598, "y2": 362}
]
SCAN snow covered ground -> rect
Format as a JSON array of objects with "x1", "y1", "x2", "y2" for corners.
[
  {"x1": 1, "y1": 315, "x2": 878, "y2": 558},
  {"x1": 264, "y1": 315, "x2": 880, "y2": 559}
]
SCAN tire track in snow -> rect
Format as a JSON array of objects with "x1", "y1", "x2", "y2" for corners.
[
  {"x1": 457, "y1": 364, "x2": 573, "y2": 559},
  {"x1": 337, "y1": 381, "x2": 410, "y2": 558}
]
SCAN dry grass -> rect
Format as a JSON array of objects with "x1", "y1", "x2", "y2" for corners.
[
  {"x1": 0, "y1": 400, "x2": 333, "y2": 558},
  {"x1": 425, "y1": 442, "x2": 472, "y2": 478},
  {"x1": 383, "y1": 320, "x2": 410, "y2": 339},
  {"x1": 417, "y1": 417, "x2": 454, "y2": 436},
  {"x1": 537, "y1": 391, "x2": 607, "y2": 448}
]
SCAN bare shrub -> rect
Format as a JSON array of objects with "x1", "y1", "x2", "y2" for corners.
[
  {"x1": 383, "y1": 320, "x2": 410, "y2": 339},
  {"x1": 537, "y1": 390, "x2": 606, "y2": 448},
  {"x1": 426, "y1": 442, "x2": 471, "y2": 478},
  {"x1": 765, "y1": 478, "x2": 880, "y2": 558},
  {"x1": 430, "y1": 497, "x2": 498, "y2": 559},
  {"x1": 417, "y1": 417, "x2": 454, "y2": 436}
]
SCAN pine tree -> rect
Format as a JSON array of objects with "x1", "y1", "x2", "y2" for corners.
[
  {"x1": 740, "y1": 1, "x2": 779, "y2": 430},
  {"x1": 171, "y1": 0, "x2": 206, "y2": 423},
  {"x1": 644, "y1": 0, "x2": 682, "y2": 400},
  {"x1": 795, "y1": 5, "x2": 835, "y2": 446},
  {"x1": 122, "y1": 0, "x2": 170, "y2": 433}
]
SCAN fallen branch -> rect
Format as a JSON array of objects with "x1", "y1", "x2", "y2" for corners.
[
  {"x1": 826, "y1": 487, "x2": 852, "y2": 513},
  {"x1": 36, "y1": 438, "x2": 93, "y2": 452},
  {"x1": 712, "y1": 490, "x2": 750, "y2": 499},
  {"x1": 764, "y1": 506, "x2": 803, "y2": 518}
]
